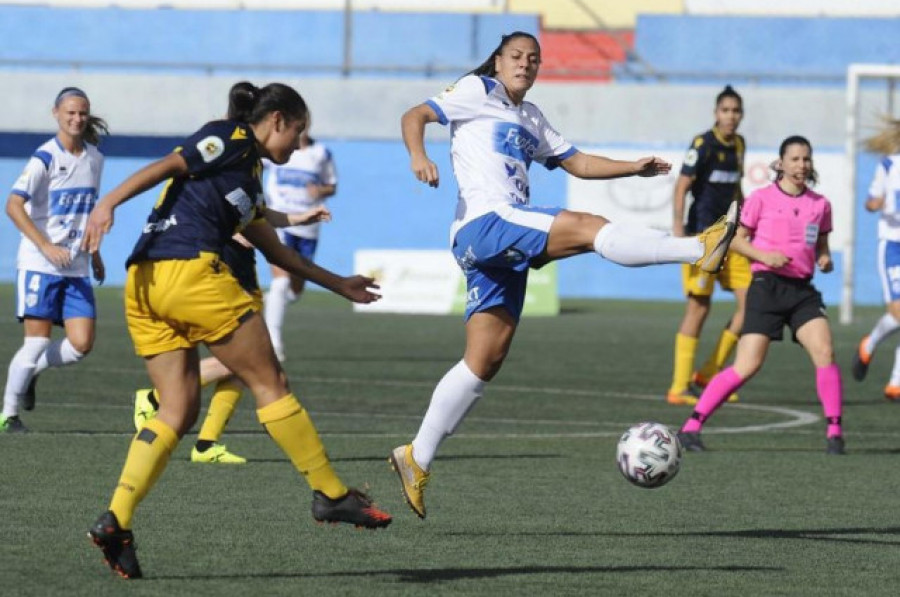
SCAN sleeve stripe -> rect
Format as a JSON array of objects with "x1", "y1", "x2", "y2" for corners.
[
  {"x1": 425, "y1": 99, "x2": 448, "y2": 126},
  {"x1": 10, "y1": 189, "x2": 31, "y2": 201},
  {"x1": 544, "y1": 146, "x2": 578, "y2": 170},
  {"x1": 33, "y1": 150, "x2": 52, "y2": 171}
]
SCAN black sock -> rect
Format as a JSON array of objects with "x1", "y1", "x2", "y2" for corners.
[
  {"x1": 147, "y1": 389, "x2": 160, "y2": 410},
  {"x1": 195, "y1": 439, "x2": 214, "y2": 452}
]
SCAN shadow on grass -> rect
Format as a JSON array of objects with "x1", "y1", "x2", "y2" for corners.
[
  {"x1": 151, "y1": 563, "x2": 781, "y2": 583},
  {"x1": 206, "y1": 453, "x2": 565, "y2": 464},
  {"x1": 447, "y1": 526, "x2": 900, "y2": 546}
]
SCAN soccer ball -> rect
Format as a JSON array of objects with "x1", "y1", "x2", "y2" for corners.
[{"x1": 616, "y1": 421, "x2": 683, "y2": 489}]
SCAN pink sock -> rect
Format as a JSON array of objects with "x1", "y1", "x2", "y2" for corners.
[
  {"x1": 816, "y1": 364, "x2": 843, "y2": 438},
  {"x1": 681, "y1": 367, "x2": 745, "y2": 433}
]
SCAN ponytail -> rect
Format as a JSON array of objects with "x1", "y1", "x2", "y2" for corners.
[{"x1": 227, "y1": 81, "x2": 307, "y2": 125}]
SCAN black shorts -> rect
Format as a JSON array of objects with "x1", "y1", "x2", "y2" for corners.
[
  {"x1": 221, "y1": 240, "x2": 259, "y2": 294},
  {"x1": 742, "y1": 272, "x2": 826, "y2": 342}
]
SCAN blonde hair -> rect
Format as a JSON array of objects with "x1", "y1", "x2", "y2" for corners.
[{"x1": 865, "y1": 116, "x2": 900, "y2": 155}]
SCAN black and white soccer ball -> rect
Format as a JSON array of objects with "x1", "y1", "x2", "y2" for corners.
[{"x1": 616, "y1": 421, "x2": 683, "y2": 488}]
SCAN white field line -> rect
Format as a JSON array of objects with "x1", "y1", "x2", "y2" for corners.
[{"x1": 17, "y1": 370, "x2": 820, "y2": 438}]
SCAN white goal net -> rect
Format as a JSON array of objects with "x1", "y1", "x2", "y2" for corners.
[{"x1": 843, "y1": 64, "x2": 900, "y2": 324}]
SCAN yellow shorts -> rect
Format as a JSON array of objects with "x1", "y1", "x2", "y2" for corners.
[
  {"x1": 682, "y1": 250, "x2": 751, "y2": 297},
  {"x1": 125, "y1": 252, "x2": 259, "y2": 356}
]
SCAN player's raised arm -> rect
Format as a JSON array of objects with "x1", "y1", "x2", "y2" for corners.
[
  {"x1": 83, "y1": 152, "x2": 188, "y2": 253},
  {"x1": 401, "y1": 102, "x2": 441, "y2": 188}
]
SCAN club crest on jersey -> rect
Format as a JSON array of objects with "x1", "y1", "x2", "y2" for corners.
[
  {"x1": 437, "y1": 84, "x2": 456, "y2": 99},
  {"x1": 684, "y1": 148, "x2": 699, "y2": 168},
  {"x1": 197, "y1": 136, "x2": 225, "y2": 163}
]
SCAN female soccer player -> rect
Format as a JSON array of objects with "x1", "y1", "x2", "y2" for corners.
[
  {"x1": 677, "y1": 135, "x2": 845, "y2": 455},
  {"x1": 667, "y1": 85, "x2": 750, "y2": 406},
  {"x1": 851, "y1": 117, "x2": 900, "y2": 399},
  {"x1": 1, "y1": 87, "x2": 106, "y2": 433},
  {"x1": 263, "y1": 122, "x2": 338, "y2": 362},
  {"x1": 83, "y1": 81, "x2": 390, "y2": 579},
  {"x1": 389, "y1": 31, "x2": 739, "y2": 519},
  {"x1": 133, "y1": 205, "x2": 332, "y2": 465}
]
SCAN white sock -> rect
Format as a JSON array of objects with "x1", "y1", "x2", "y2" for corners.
[
  {"x1": 2, "y1": 337, "x2": 50, "y2": 418},
  {"x1": 34, "y1": 338, "x2": 85, "y2": 375},
  {"x1": 866, "y1": 313, "x2": 900, "y2": 354},
  {"x1": 890, "y1": 345, "x2": 900, "y2": 387},
  {"x1": 264, "y1": 277, "x2": 292, "y2": 354},
  {"x1": 411, "y1": 360, "x2": 486, "y2": 471},
  {"x1": 593, "y1": 222, "x2": 703, "y2": 266}
]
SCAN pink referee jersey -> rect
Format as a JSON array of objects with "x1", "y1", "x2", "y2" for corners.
[{"x1": 740, "y1": 182, "x2": 832, "y2": 279}]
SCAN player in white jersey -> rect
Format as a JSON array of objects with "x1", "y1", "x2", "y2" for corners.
[
  {"x1": 1, "y1": 87, "x2": 107, "y2": 433},
  {"x1": 263, "y1": 125, "x2": 337, "y2": 361},
  {"x1": 388, "y1": 31, "x2": 740, "y2": 519},
  {"x1": 852, "y1": 117, "x2": 900, "y2": 399}
]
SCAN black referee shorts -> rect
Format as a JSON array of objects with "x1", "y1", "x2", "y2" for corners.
[{"x1": 742, "y1": 271, "x2": 827, "y2": 342}]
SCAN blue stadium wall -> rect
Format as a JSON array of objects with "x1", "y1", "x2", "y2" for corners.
[
  {"x1": 0, "y1": 136, "x2": 883, "y2": 307},
  {"x1": 0, "y1": 7, "x2": 891, "y2": 306}
]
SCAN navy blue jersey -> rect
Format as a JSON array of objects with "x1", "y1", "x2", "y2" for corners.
[
  {"x1": 127, "y1": 120, "x2": 265, "y2": 266},
  {"x1": 681, "y1": 129, "x2": 745, "y2": 234}
]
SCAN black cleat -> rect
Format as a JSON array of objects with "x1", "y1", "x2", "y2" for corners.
[
  {"x1": 22, "y1": 374, "x2": 38, "y2": 411},
  {"x1": 678, "y1": 431, "x2": 706, "y2": 452},
  {"x1": 311, "y1": 489, "x2": 392, "y2": 529},
  {"x1": 88, "y1": 511, "x2": 143, "y2": 579},
  {"x1": 851, "y1": 336, "x2": 871, "y2": 382},
  {"x1": 825, "y1": 436, "x2": 846, "y2": 456},
  {"x1": 0, "y1": 415, "x2": 28, "y2": 433}
]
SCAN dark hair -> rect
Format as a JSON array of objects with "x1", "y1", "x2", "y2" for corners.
[
  {"x1": 227, "y1": 81, "x2": 308, "y2": 125},
  {"x1": 715, "y1": 84, "x2": 743, "y2": 108},
  {"x1": 467, "y1": 31, "x2": 540, "y2": 77},
  {"x1": 772, "y1": 134, "x2": 818, "y2": 185},
  {"x1": 53, "y1": 86, "x2": 108, "y2": 146}
]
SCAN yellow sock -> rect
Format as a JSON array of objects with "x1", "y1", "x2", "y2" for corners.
[
  {"x1": 669, "y1": 333, "x2": 698, "y2": 394},
  {"x1": 698, "y1": 328, "x2": 739, "y2": 380},
  {"x1": 109, "y1": 418, "x2": 178, "y2": 529},
  {"x1": 197, "y1": 380, "x2": 242, "y2": 443},
  {"x1": 257, "y1": 394, "x2": 347, "y2": 499}
]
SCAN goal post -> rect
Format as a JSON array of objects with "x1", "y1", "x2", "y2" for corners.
[{"x1": 843, "y1": 64, "x2": 900, "y2": 324}]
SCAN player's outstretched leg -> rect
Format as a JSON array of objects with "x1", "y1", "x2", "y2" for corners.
[
  {"x1": 257, "y1": 394, "x2": 391, "y2": 529},
  {"x1": 695, "y1": 201, "x2": 739, "y2": 274}
]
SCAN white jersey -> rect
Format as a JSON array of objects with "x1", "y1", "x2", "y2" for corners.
[
  {"x1": 426, "y1": 74, "x2": 576, "y2": 238},
  {"x1": 869, "y1": 154, "x2": 900, "y2": 242},
  {"x1": 10, "y1": 137, "x2": 104, "y2": 277},
  {"x1": 264, "y1": 141, "x2": 337, "y2": 239}
]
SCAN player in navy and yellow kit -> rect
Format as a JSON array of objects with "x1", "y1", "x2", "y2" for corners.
[
  {"x1": 133, "y1": 205, "x2": 330, "y2": 464},
  {"x1": 82, "y1": 82, "x2": 390, "y2": 579},
  {"x1": 667, "y1": 85, "x2": 750, "y2": 406}
]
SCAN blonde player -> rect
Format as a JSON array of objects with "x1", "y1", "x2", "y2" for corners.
[
  {"x1": 852, "y1": 117, "x2": 900, "y2": 399},
  {"x1": 1, "y1": 87, "x2": 107, "y2": 433}
]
